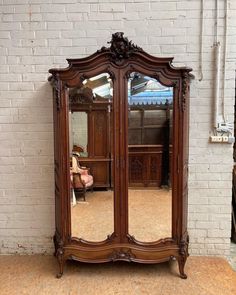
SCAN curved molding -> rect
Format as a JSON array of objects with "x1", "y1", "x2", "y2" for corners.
[
  {"x1": 124, "y1": 65, "x2": 179, "y2": 88},
  {"x1": 70, "y1": 232, "x2": 116, "y2": 246},
  {"x1": 58, "y1": 64, "x2": 115, "y2": 89},
  {"x1": 127, "y1": 234, "x2": 175, "y2": 247},
  {"x1": 61, "y1": 242, "x2": 180, "y2": 265}
]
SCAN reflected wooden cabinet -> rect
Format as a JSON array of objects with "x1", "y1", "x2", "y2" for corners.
[
  {"x1": 128, "y1": 145, "x2": 163, "y2": 187},
  {"x1": 128, "y1": 103, "x2": 171, "y2": 187},
  {"x1": 71, "y1": 101, "x2": 112, "y2": 188},
  {"x1": 49, "y1": 32, "x2": 193, "y2": 279}
]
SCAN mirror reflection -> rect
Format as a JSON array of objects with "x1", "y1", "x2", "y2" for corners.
[
  {"x1": 69, "y1": 73, "x2": 114, "y2": 242},
  {"x1": 128, "y1": 72, "x2": 173, "y2": 242},
  {"x1": 71, "y1": 112, "x2": 88, "y2": 157}
]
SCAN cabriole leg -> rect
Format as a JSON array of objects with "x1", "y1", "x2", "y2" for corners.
[
  {"x1": 178, "y1": 255, "x2": 187, "y2": 279},
  {"x1": 56, "y1": 249, "x2": 65, "y2": 278},
  {"x1": 178, "y1": 235, "x2": 189, "y2": 279}
]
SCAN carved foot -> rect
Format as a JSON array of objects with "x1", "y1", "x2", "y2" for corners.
[
  {"x1": 178, "y1": 234, "x2": 189, "y2": 279},
  {"x1": 56, "y1": 248, "x2": 65, "y2": 279},
  {"x1": 56, "y1": 272, "x2": 63, "y2": 279},
  {"x1": 56, "y1": 257, "x2": 65, "y2": 279},
  {"x1": 178, "y1": 256, "x2": 187, "y2": 279},
  {"x1": 180, "y1": 273, "x2": 187, "y2": 279}
]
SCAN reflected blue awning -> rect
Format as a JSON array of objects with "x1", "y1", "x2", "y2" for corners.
[{"x1": 128, "y1": 90, "x2": 173, "y2": 105}]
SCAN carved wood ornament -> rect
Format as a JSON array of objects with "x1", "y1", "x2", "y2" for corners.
[
  {"x1": 99, "y1": 32, "x2": 143, "y2": 65},
  {"x1": 48, "y1": 32, "x2": 193, "y2": 279}
]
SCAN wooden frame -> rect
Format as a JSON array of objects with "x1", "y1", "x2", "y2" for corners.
[{"x1": 49, "y1": 32, "x2": 193, "y2": 279}]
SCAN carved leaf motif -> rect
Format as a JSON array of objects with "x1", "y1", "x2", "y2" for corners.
[
  {"x1": 53, "y1": 232, "x2": 64, "y2": 257},
  {"x1": 182, "y1": 73, "x2": 188, "y2": 112},
  {"x1": 110, "y1": 249, "x2": 136, "y2": 261},
  {"x1": 179, "y1": 234, "x2": 189, "y2": 257},
  {"x1": 98, "y1": 32, "x2": 143, "y2": 65},
  {"x1": 54, "y1": 77, "x2": 61, "y2": 111}
]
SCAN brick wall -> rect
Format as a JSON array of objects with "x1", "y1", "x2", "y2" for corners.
[{"x1": 0, "y1": 0, "x2": 235, "y2": 255}]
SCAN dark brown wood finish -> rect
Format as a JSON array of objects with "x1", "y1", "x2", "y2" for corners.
[
  {"x1": 49, "y1": 32, "x2": 193, "y2": 279},
  {"x1": 128, "y1": 103, "x2": 172, "y2": 186},
  {"x1": 128, "y1": 145, "x2": 163, "y2": 187}
]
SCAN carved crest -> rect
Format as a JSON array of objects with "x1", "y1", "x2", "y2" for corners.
[{"x1": 99, "y1": 32, "x2": 143, "y2": 64}]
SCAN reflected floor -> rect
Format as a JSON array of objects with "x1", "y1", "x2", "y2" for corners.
[
  {"x1": 129, "y1": 188, "x2": 171, "y2": 242},
  {"x1": 71, "y1": 190, "x2": 114, "y2": 242},
  {"x1": 71, "y1": 189, "x2": 171, "y2": 242}
]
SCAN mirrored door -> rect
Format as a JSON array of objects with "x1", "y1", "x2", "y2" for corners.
[
  {"x1": 68, "y1": 73, "x2": 114, "y2": 242},
  {"x1": 127, "y1": 72, "x2": 173, "y2": 242}
]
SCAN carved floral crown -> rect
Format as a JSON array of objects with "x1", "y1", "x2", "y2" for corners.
[{"x1": 98, "y1": 32, "x2": 143, "y2": 64}]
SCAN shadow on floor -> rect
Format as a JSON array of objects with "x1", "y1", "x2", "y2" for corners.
[{"x1": 229, "y1": 242, "x2": 236, "y2": 271}]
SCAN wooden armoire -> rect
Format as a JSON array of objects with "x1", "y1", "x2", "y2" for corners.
[{"x1": 49, "y1": 32, "x2": 193, "y2": 279}]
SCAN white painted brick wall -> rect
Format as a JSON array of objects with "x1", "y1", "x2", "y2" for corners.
[{"x1": 0, "y1": 0, "x2": 235, "y2": 256}]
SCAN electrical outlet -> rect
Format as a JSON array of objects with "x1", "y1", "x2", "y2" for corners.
[
  {"x1": 210, "y1": 136, "x2": 222, "y2": 142},
  {"x1": 210, "y1": 135, "x2": 235, "y2": 144}
]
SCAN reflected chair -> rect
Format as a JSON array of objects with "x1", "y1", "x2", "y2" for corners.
[
  {"x1": 73, "y1": 144, "x2": 85, "y2": 154},
  {"x1": 70, "y1": 154, "x2": 93, "y2": 202}
]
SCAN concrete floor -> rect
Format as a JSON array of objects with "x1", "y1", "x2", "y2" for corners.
[{"x1": 0, "y1": 255, "x2": 235, "y2": 295}]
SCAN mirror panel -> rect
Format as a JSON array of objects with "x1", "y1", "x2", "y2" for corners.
[
  {"x1": 69, "y1": 73, "x2": 114, "y2": 242},
  {"x1": 128, "y1": 72, "x2": 173, "y2": 242}
]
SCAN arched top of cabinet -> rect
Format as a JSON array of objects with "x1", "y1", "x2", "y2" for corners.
[{"x1": 48, "y1": 32, "x2": 194, "y2": 83}]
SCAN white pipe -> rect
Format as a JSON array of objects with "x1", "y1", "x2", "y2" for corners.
[
  {"x1": 215, "y1": 0, "x2": 219, "y2": 44},
  {"x1": 222, "y1": 0, "x2": 228, "y2": 123},
  {"x1": 214, "y1": 42, "x2": 221, "y2": 129},
  {"x1": 199, "y1": 0, "x2": 204, "y2": 81}
]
